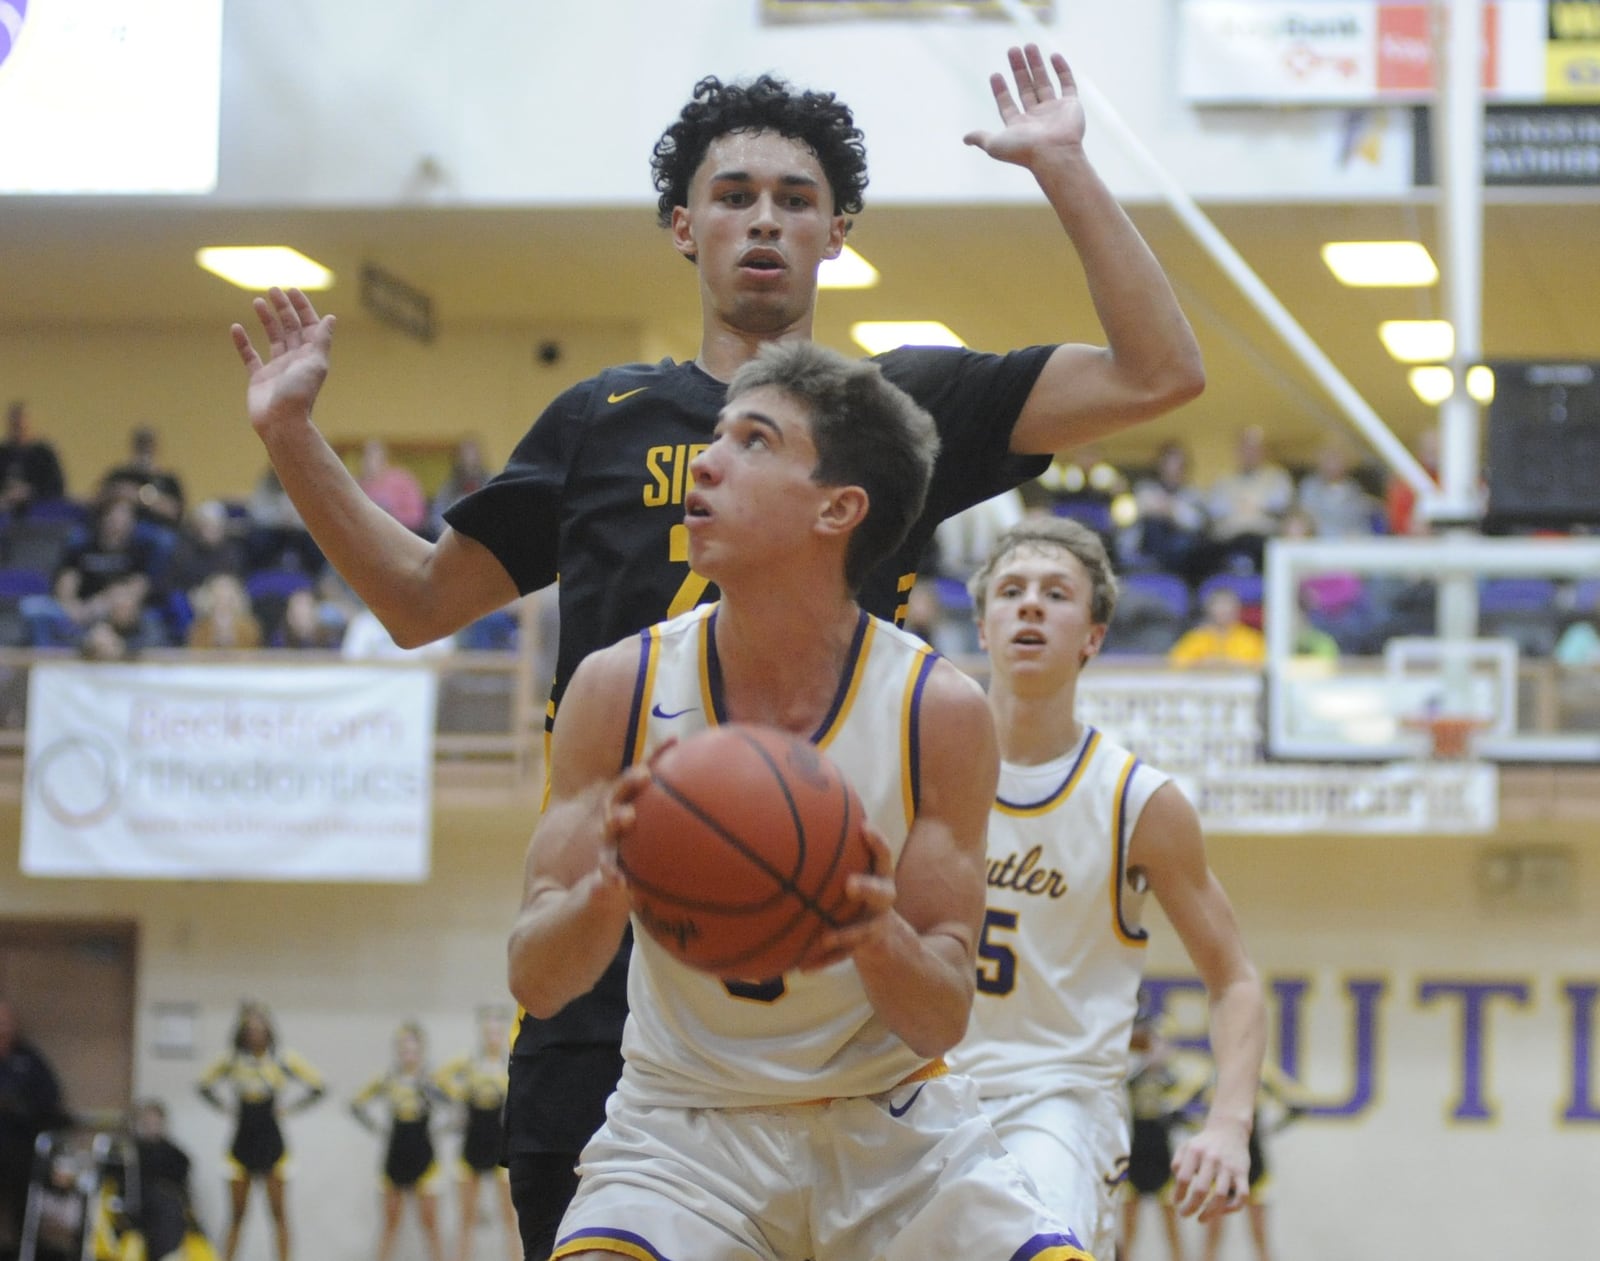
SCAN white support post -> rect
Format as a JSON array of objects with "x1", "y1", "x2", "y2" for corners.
[{"x1": 1432, "y1": 0, "x2": 1486, "y2": 655}]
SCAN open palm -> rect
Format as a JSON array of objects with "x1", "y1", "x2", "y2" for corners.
[
  {"x1": 231, "y1": 287, "x2": 337, "y2": 433},
  {"x1": 964, "y1": 44, "x2": 1087, "y2": 169}
]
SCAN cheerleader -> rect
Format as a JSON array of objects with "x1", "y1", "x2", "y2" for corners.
[
  {"x1": 196, "y1": 1002, "x2": 323, "y2": 1261},
  {"x1": 351, "y1": 1021, "x2": 446, "y2": 1261}
]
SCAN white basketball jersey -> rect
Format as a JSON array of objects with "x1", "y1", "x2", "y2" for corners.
[
  {"x1": 616, "y1": 603, "x2": 940, "y2": 1109},
  {"x1": 948, "y1": 727, "x2": 1170, "y2": 1097}
]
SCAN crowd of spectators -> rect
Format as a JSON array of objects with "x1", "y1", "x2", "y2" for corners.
[
  {"x1": 918, "y1": 423, "x2": 1600, "y2": 663},
  {"x1": 0, "y1": 406, "x2": 516, "y2": 662},
  {"x1": 4, "y1": 401, "x2": 1595, "y2": 669}
]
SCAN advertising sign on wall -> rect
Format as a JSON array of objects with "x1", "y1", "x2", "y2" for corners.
[{"x1": 21, "y1": 663, "x2": 437, "y2": 881}]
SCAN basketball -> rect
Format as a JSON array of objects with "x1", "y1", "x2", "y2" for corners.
[{"x1": 616, "y1": 723, "x2": 875, "y2": 979}]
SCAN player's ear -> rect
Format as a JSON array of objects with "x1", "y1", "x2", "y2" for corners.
[
  {"x1": 823, "y1": 215, "x2": 847, "y2": 261},
  {"x1": 671, "y1": 205, "x2": 698, "y2": 263},
  {"x1": 1082, "y1": 621, "x2": 1108, "y2": 665},
  {"x1": 817, "y1": 485, "x2": 868, "y2": 538},
  {"x1": 975, "y1": 614, "x2": 990, "y2": 653}
]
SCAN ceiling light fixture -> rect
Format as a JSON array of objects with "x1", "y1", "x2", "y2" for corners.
[
  {"x1": 1322, "y1": 241, "x2": 1439, "y2": 287},
  {"x1": 1408, "y1": 366, "x2": 1455, "y2": 406},
  {"x1": 1379, "y1": 319, "x2": 1454, "y2": 363},
  {"x1": 850, "y1": 321, "x2": 964, "y2": 354},
  {"x1": 819, "y1": 246, "x2": 879, "y2": 290},
  {"x1": 197, "y1": 246, "x2": 335, "y2": 292},
  {"x1": 1407, "y1": 364, "x2": 1496, "y2": 406}
]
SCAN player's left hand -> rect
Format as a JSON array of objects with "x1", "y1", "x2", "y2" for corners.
[
  {"x1": 1171, "y1": 1122, "x2": 1251, "y2": 1222},
  {"x1": 795, "y1": 824, "x2": 898, "y2": 971},
  {"x1": 963, "y1": 44, "x2": 1087, "y2": 170}
]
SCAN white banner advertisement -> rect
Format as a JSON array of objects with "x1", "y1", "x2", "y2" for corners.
[
  {"x1": 1179, "y1": 0, "x2": 1550, "y2": 105},
  {"x1": 21, "y1": 662, "x2": 437, "y2": 881},
  {"x1": 1079, "y1": 670, "x2": 1499, "y2": 833}
]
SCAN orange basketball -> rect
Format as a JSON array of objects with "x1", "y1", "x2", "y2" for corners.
[{"x1": 616, "y1": 723, "x2": 875, "y2": 979}]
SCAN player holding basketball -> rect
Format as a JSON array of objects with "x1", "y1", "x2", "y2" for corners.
[
  {"x1": 947, "y1": 517, "x2": 1266, "y2": 1261},
  {"x1": 508, "y1": 340, "x2": 1091, "y2": 1261},
  {"x1": 232, "y1": 44, "x2": 1202, "y2": 1257}
]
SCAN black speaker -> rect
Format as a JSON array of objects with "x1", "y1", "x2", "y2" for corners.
[{"x1": 1484, "y1": 361, "x2": 1600, "y2": 530}]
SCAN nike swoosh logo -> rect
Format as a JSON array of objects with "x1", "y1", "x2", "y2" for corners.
[
  {"x1": 650, "y1": 704, "x2": 694, "y2": 720},
  {"x1": 888, "y1": 1083, "x2": 927, "y2": 1118},
  {"x1": 607, "y1": 387, "x2": 647, "y2": 404}
]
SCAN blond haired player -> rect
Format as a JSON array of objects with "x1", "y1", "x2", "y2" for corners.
[{"x1": 949, "y1": 517, "x2": 1266, "y2": 1260}]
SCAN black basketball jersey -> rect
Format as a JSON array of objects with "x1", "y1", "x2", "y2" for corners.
[
  {"x1": 444, "y1": 343, "x2": 1053, "y2": 1154},
  {"x1": 446, "y1": 346, "x2": 1052, "y2": 717}
]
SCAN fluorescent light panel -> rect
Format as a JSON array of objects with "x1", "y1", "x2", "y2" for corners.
[
  {"x1": 1322, "y1": 241, "x2": 1438, "y2": 287},
  {"x1": 1407, "y1": 364, "x2": 1496, "y2": 406},
  {"x1": 819, "y1": 246, "x2": 879, "y2": 290},
  {"x1": 851, "y1": 321, "x2": 964, "y2": 354},
  {"x1": 197, "y1": 246, "x2": 335, "y2": 291},
  {"x1": 1379, "y1": 319, "x2": 1454, "y2": 363}
]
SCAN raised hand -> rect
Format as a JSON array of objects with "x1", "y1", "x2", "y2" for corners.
[
  {"x1": 963, "y1": 44, "x2": 1087, "y2": 170},
  {"x1": 230, "y1": 287, "x2": 337, "y2": 436}
]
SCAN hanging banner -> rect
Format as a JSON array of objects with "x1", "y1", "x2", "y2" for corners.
[
  {"x1": 1414, "y1": 102, "x2": 1600, "y2": 183},
  {"x1": 762, "y1": 0, "x2": 1052, "y2": 22},
  {"x1": 1546, "y1": 0, "x2": 1600, "y2": 99},
  {"x1": 1178, "y1": 0, "x2": 1550, "y2": 104},
  {"x1": 21, "y1": 662, "x2": 436, "y2": 881}
]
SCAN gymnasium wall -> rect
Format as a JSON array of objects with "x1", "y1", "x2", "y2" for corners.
[
  {"x1": 1146, "y1": 823, "x2": 1600, "y2": 1259},
  {"x1": 0, "y1": 797, "x2": 531, "y2": 1261},
  {"x1": 2, "y1": 801, "x2": 1595, "y2": 1260}
]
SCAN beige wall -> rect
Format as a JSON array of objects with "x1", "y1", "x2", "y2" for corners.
[
  {"x1": 1145, "y1": 825, "x2": 1600, "y2": 1260},
  {"x1": 0, "y1": 795, "x2": 532, "y2": 1261},
  {"x1": 3, "y1": 313, "x2": 1305, "y2": 511},
  {"x1": 1, "y1": 319, "x2": 656, "y2": 506}
]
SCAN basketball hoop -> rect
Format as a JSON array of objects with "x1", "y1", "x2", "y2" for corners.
[{"x1": 1401, "y1": 714, "x2": 1489, "y2": 760}]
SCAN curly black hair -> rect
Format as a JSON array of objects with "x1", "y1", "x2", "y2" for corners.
[{"x1": 651, "y1": 74, "x2": 868, "y2": 230}]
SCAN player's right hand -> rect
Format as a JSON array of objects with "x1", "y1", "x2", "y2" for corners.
[{"x1": 231, "y1": 287, "x2": 337, "y2": 435}]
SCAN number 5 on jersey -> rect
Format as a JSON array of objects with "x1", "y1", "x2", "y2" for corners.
[{"x1": 977, "y1": 908, "x2": 1018, "y2": 996}]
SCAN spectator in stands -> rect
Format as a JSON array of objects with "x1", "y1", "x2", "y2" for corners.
[
  {"x1": 77, "y1": 576, "x2": 171, "y2": 661},
  {"x1": 100, "y1": 424, "x2": 186, "y2": 533},
  {"x1": 1554, "y1": 615, "x2": 1600, "y2": 668},
  {"x1": 27, "y1": 499, "x2": 166, "y2": 649},
  {"x1": 357, "y1": 439, "x2": 428, "y2": 535},
  {"x1": 342, "y1": 600, "x2": 455, "y2": 661},
  {"x1": 1168, "y1": 585, "x2": 1266, "y2": 669},
  {"x1": 929, "y1": 487, "x2": 1026, "y2": 583},
  {"x1": 1022, "y1": 444, "x2": 1128, "y2": 524},
  {"x1": 246, "y1": 466, "x2": 324, "y2": 575},
  {"x1": 1128, "y1": 439, "x2": 1211, "y2": 584},
  {"x1": 1384, "y1": 426, "x2": 1439, "y2": 537},
  {"x1": 1295, "y1": 440, "x2": 1378, "y2": 538},
  {"x1": 275, "y1": 587, "x2": 347, "y2": 651},
  {"x1": 1278, "y1": 506, "x2": 1389, "y2": 655},
  {"x1": 426, "y1": 437, "x2": 491, "y2": 539},
  {"x1": 0, "y1": 400, "x2": 68, "y2": 517},
  {"x1": 186, "y1": 573, "x2": 264, "y2": 650},
  {"x1": 169, "y1": 500, "x2": 249, "y2": 596},
  {"x1": 1204, "y1": 424, "x2": 1294, "y2": 576}
]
